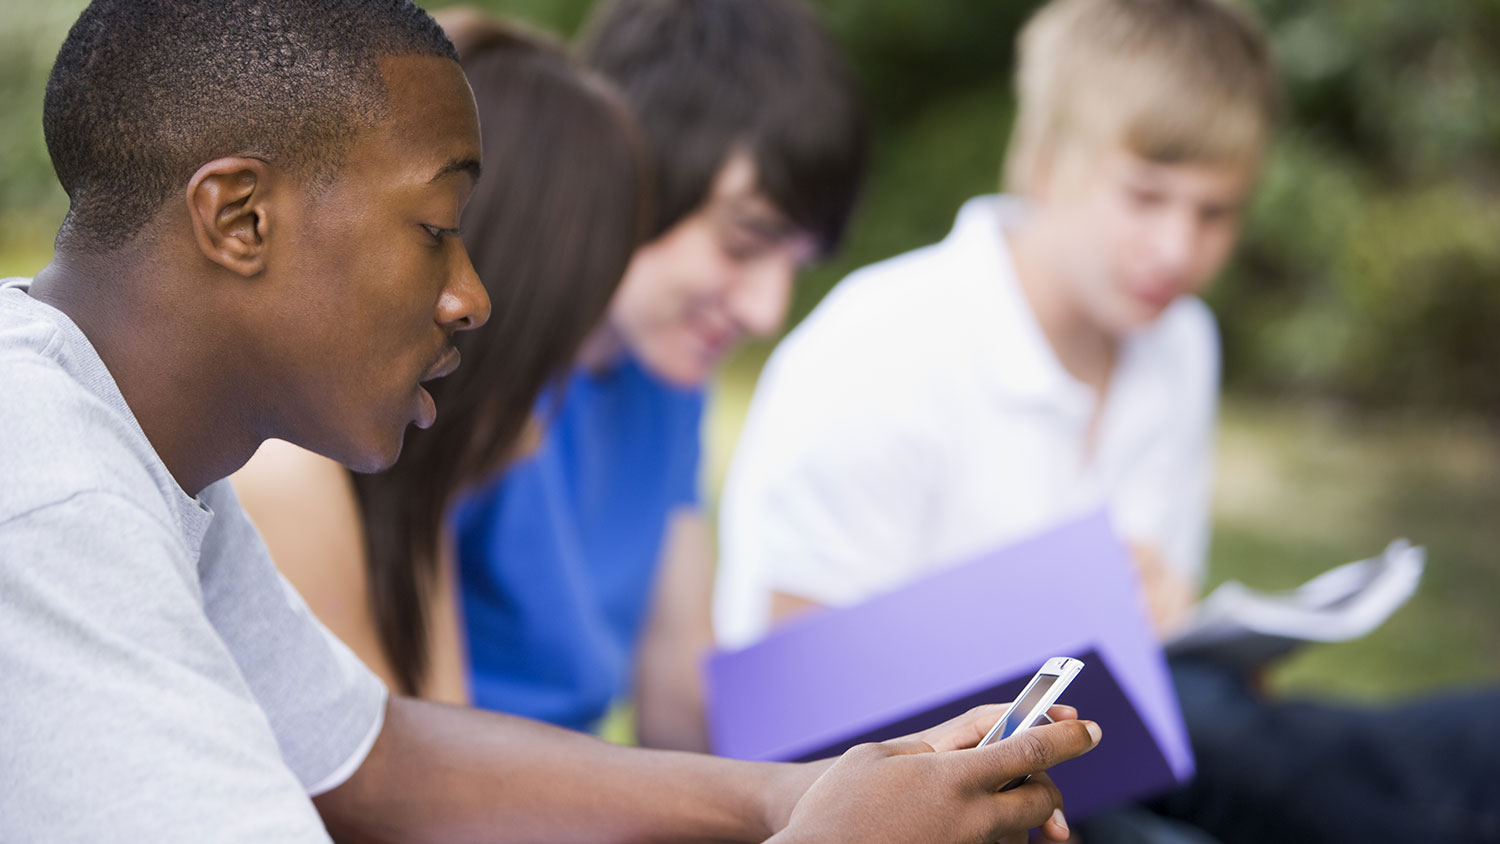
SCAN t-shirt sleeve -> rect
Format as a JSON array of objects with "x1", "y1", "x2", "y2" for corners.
[
  {"x1": 197, "y1": 480, "x2": 388, "y2": 796},
  {"x1": 0, "y1": 492, "x2": 335, "y2": 843}
]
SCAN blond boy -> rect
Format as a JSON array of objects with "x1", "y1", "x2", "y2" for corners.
[
  {"x1": 715, "y1": 4, "x2": 1500, "y2": 841},
  {"x1": 715, "y1": 0, "x2": 1275, "y2": 646}
]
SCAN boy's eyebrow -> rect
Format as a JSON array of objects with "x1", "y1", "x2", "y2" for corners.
[
  {"x1": 729, "y1": 205, "x2": 799, "y2": 240},
  {"x1": 429, "y1": 156, "x2": 482, "y2": 185}
]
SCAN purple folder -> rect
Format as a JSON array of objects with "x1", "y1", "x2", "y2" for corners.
[{"x1": 705, "y1": 512, "x2": 1194, "y2": 820}]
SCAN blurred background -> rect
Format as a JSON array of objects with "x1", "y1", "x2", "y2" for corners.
[{"x1": 3, "y1": 0, "x2": 1496, "y2": 699}]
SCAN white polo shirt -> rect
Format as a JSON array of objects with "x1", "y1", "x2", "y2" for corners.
[{"x1": 713, "y1": 196, "x2": 1219, "y2": 648}]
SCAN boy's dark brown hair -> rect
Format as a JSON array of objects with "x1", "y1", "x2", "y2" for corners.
[{"x1": 580, "y1": 0, "x2": 868, "y2": 254}]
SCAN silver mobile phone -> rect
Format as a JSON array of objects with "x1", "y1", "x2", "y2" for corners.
[{"x1": 976, "y1": 656, "x2": 1085, "y2": 790}]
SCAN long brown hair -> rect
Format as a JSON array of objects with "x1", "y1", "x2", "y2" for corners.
[{"x1": 351, "y1": 13, "x2": 650, "y2": 696}]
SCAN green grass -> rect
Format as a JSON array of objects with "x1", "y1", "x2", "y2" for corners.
[
  {"x1": 705, "y1": 366, "x2": 1500, "y2": 706},
  {"x1": 1209, "y1": 398, "x2": 1500, "y2": 700}
]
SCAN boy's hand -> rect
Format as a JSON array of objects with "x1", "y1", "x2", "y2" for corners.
[
  {"x1": 1131, "y1": 541, "x2": 1197, "y2": 637},
  {"x1": 768, "y1": 705, "x2": 1100, "y2": 844}
]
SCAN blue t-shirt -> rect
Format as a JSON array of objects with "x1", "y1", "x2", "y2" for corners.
[{"x1": 453, "y1": 357, "x2": 704, "y2": 732}]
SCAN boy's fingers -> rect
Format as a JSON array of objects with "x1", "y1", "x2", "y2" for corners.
[
  {"x1": 875, "y1": 737, "x2": 938, "y2": 757},
  {"x1": 980, "y1": 771, "x2": 1066, "y2": 839},
  {"x1": 911, "y1": 702, "x2": 1083, "y2": 754},
  {"x1": 914, "y1": 703, "x2": 1012, "y2": 751},
  {"x1": 1046, "y1": 704, "x2": 1077, "y2": 723},
  {"x1": 1040, "y1": 804, "x2": 1072, "y2": 842},
  {"x1": 967, "y1": 719, "x2": 1101, "y2": 790}
]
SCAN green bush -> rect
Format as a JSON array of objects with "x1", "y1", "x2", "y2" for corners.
[
  {"x1": 2, "y1": 0, "x2": 1497, "y2": 414},
  {"x1": 0, "y1": 1, "x2": 85, "y2": 260},
  {"x1": 1209, "y1": 0, "x2": 1500, "y2": 414}
]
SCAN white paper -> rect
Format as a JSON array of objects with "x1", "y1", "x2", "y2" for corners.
[{"x1": 1165, "y1": 540, "x2": 1425, "y2": 667}]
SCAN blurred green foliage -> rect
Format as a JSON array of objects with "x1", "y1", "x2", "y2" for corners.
[
  {"x1": 0, "y1": 0, "x2": 86, "y2": 263},
  {"x1": 1220, "y1": 0, "x2": 1500, "y2": 415},
  {"x1": 3, "y1": 0, "x2": 1498, "y2": 412}
]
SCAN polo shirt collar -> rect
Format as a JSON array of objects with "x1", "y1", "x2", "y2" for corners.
[{"x1": 938, "y1": 196, "x2": 1095, "y2": 415}]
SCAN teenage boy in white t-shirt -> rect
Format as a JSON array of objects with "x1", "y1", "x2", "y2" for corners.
[{"x1": 716, "y1": 0, "x2": 1270, "y2": 646}]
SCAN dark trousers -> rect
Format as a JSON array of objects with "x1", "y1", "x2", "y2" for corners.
[{"x1": 1150, "y1": 661, "x2": 1500, "y2": 844}]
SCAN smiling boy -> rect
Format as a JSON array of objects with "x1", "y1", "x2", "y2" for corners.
[
  {"x1": 451, "y1": 0, "x2": 868, "y2": 752},
  {"x1": 0, "y1": 1, "x2": 1098, "y2": 841}
]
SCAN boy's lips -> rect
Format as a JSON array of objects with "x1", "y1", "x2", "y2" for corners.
[
  {"x1": 413, "y1": 346, "x2": 461, "y2": 430},
  {"x1": 421, "y1": 346, "x2": 462, "y2": 383},
  {"x1": 1127, "y1": 282, "x2": 1179, "y2": 311},
  {"x1": 694, "y1": 326, "x2": 736, "y2": 360},
  {"x1": 416, "y1": 385, "x2": 438, "y2": 429}
]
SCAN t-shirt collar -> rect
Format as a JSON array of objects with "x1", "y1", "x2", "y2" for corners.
[{"x1": 2, "y1": 277, "x2": 215, "y2": 553}]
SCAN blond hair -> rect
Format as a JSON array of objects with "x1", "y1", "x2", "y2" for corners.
[{"x1": 1005, "y1": 0, "x2": 1277, "y2": 194}]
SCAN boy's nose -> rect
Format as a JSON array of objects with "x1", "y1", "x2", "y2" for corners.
[
  {"x1": 440, "y1": 249, "x2": 491, "y2": 332},
  {"x1": 1149, "y1": 210, "x2": 1200, "y2": 278},
  {"x1": 726, "y1": 258, "x2": 795, "y2": 339}
]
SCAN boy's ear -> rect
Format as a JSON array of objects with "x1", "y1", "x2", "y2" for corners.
[
  {"x1": 1028, "y1": 140, "x2": 1099, "y2": 208},
  {"x1": 1023, "y1": 147, "x2": 1059, "y2": 205},
  {"x1": 185, "y1": 157, "x2": 274, "y2": 277}
]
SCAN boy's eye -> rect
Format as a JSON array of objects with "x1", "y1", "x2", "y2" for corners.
[
  {"x1": 722, "y1": 234, "x2": 764, "y2": 261},
  {"x1": 1199, "y1": 205, "x2": 1236, "y2": 225},
  {"x1": 422, "y1": 224, "x2": 460, "y2": 243},
  {"x1": 1126, "y1": 187, "x2": 1166, "y2": 208},
  {"x1": 719, "y1": 224, "x2": 774, "y2": 262}
]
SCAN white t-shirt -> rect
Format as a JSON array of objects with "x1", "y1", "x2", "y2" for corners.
[
  {"x1": 0, "y1": 279, "x2": 387, "y2": 842},
  {"x1": 714, "y1": 196, "x2": 1219, "y2": 648}
]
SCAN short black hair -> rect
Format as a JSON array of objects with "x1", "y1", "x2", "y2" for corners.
[
  {"x1": 580, "y1": 0, "x2": 868, "y2": 253},
  {"x1": 44, "y1": 0, "x2": 457, "y2": 250}
]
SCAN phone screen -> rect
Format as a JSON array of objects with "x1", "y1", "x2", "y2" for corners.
[{"x1": 995, "y1": 673, "x2": 1059, "y2": 740}]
